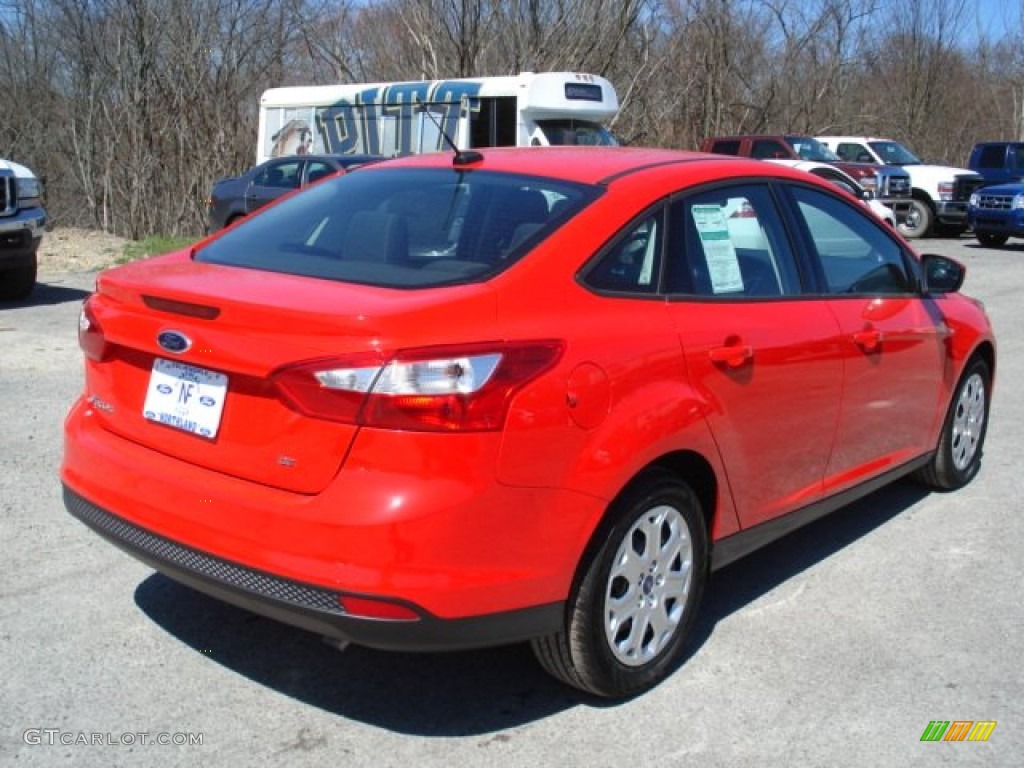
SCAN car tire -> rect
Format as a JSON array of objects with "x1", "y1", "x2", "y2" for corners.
[
  {"x1": 976, "y1": 232, "x2": 1009, "y2": 247},
  {"x1": 914, "y1": 358, "x2": 990, "y2": 491},
  {"x1": 0, "y1": 253, "x2": 37, "y2": 301},
  {"x1": 531, "y1": 469, "x2": 708, "y2": 697},
  {"x1": 897, "y1": 199, "x2": 933, "y2": 239}
]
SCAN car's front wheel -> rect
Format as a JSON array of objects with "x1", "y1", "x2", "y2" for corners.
[
  {"x1": 531, "y1": 469, "x2": 707, "y2": 697},
  {"x1": 915, "y1": 357, "x2": 991, "y2": 490},
  {"x1": 976, "y1": 232, "x2": 1009, "y2": 247}
]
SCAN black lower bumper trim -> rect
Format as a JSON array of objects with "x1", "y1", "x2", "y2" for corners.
[{"x1": 63, "y1": 485, "x2": 564, "y2": 651}]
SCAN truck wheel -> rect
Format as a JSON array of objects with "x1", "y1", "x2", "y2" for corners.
[
  {"x1": 0, "y1": 254, "x2": 37, "y2": 301},
  {"x1": 897, "y1": 199, "x2": 933, "y2": 239},
  {"x1": 976, "y1": 232, "x2": 1009, "y2": 247},
  {"x1": 530, "y1": 469, "x2": 708, "y2": 697}
]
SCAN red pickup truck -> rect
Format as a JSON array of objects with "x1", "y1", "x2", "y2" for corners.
[{"x1": 700, "y1": 134, "x2": 911, "y2": 219}]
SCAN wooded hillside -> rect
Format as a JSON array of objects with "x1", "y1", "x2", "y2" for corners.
[{"x1": 2, "y1": 0, "x2": 1021, "y2": 238}]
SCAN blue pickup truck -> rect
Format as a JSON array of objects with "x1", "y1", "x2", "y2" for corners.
[{"x1": 967, "y1": 141, "x2": 1024, "y2": 247}]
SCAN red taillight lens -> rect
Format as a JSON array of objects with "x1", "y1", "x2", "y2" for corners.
[
  {"x1": 78, "y1": 297, "x2": 108, "y2": 362},
  {"x1": 272, "y1": 350, "x2": 386, "y2": 424},
  {"x1": 272, "y1": 341, "x2": 564, "y2": 432}
]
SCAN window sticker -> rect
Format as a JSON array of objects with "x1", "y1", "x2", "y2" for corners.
[{"x1": 692, "y1": 204, "x2": 744, "y2": 293}]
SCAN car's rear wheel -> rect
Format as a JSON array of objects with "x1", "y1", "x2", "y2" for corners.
[
  {"x1": 897, "y1": 198, "x2": 933, "y2": 239},
  {"x1": 976, "y1": 232, "x2": 1009, "y2": 247},
  {"x1": 0, "y1": 254, "x2": 37, "y2": 301},
  {"x1": 531, "y1": 469, "x2": 707, "y2": 697},
  {"x1": 915, "y1": 358, "x2": 990, "y2": 490}
]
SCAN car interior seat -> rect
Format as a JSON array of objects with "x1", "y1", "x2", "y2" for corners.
[{"x1": 342, "y1": 211, "x2": 409, "y2": 264}]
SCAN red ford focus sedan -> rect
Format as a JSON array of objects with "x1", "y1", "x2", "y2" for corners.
[{"x1": 63, "y1": 147, "x2": 994, "y2": 698}]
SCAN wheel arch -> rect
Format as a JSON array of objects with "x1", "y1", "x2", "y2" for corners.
[
  {"x1": 647, "y1": 451, "x2": 719, "y2": 541},
  {"x1": 568, "y1": 450, "x2": 722, "y2": 599},
  {"x1": 910, "y1": 187, "x2": 936, "y2": 207},
  {"x1": 969, "y1": 340, "x2": 996, "y2": 385}
]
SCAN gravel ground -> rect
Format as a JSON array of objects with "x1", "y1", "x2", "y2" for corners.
[{"x1": 37, "y1": 227, "x2": 135, "y2": 275}]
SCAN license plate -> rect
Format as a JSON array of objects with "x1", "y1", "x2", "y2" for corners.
[{"x1": 143, "y1": 358, "x2": 228, "y2": 439}]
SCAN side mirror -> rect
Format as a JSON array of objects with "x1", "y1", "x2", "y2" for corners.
[{"x1": 921, "y1": 253, "x2": 965, "y2": 294}]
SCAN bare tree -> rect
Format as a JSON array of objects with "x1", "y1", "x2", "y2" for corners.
[{"x1": 1, "y1": 0, "x2": 1021, "y2": 240}]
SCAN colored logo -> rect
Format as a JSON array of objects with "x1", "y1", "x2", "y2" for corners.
[
  {"x1": 157, "y1": 330, "x2": 191, "y2": 354},
  {"x1": 920, "y1": 720, "x2": 997, "y2": 742}
]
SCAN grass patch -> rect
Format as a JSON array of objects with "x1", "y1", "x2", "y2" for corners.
[{"x1": 118, "y1": 234, "x2": 196, "y2": 264}]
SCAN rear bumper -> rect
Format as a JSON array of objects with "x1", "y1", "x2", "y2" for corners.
[
  {"x1": 61, "y1": 396, "x2": 599, "y2": 648},
  {"x1": 64, "y1": 485, "x2": 563, "y2": 651}
]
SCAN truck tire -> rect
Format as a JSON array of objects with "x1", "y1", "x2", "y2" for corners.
[
  {"x1": 0, "y1": 254, "x2": 37, "y2": 301},
  {"x1": 976, "y1": 232, "x2": 1009, "y2": 247},
  {"x1": 897, "y1": 198, "x2": 933, "y2": 239}
]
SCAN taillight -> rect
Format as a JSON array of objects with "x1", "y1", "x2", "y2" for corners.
[
  {"x1": 272, "y1": 341, "x2": 564, "y2": 432},
  {"x1": 78, "y1": 297, "x2": 108, "y2": 362}
]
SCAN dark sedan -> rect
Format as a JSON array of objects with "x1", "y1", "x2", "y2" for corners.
[{"x1": 207, "y1": 154, "x2": 382, "y2": 232}]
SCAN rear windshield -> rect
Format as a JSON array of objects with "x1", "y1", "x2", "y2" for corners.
[{"x1": 195, "y1": 167, "x2": 600, "y2": 288}]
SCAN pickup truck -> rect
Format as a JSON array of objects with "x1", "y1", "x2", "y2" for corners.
[
  {"x1": 0, "y1": 158, "x2": 46, "y2": 300},
  {"x1": 816, "y1": 136, "x2": 984, "y2": 238},
  {"x1": 700, "y1": 134, "x2": 912, "y2": 223},
  {"x1": 966, "y1": 141, "x2": 1024, "y2": 247}
]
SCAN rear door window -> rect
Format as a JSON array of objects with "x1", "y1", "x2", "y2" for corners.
[{"x1": 666, "y1": 185, "x2": 802, "y2": 298}]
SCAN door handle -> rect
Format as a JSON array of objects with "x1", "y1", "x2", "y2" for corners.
[
  {"x1": 708, "y1": 344, "x2": 754, "y2": 368},
  {"x1": 852, "y1": 328, "x2": 883, "y2": 351}
]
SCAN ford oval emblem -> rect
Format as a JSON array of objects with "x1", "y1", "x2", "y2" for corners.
[{"x1": 157, "y1": 330, "x2": 192, "y2": 354}]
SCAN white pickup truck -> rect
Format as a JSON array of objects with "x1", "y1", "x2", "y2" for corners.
[
  {"x1": 0, "y1": 158, "x2": 46, "y2": 300},
  {"x1": 816, "y1": 136, "x2": 984, "y2": 238}
]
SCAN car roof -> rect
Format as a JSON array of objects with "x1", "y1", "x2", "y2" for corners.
[
  {"x1": 353, "y1": 146, "x2": 790, "y2": 186},
  {"x1": 261, "y1": 153, "x2": 383, "y2": 165}
]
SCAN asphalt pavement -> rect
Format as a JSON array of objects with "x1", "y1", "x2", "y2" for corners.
[{"x1": 1, "y1": 235, "x2": 1021, "y2": 767}]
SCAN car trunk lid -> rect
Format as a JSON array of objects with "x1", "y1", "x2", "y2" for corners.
[{"x1": 82, "y1": 252, "x2": 495, "y2": 494}]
